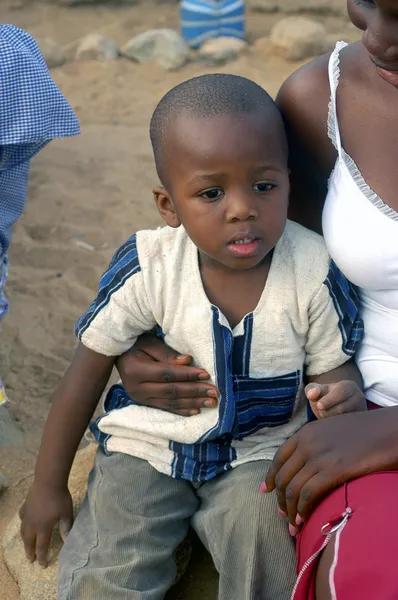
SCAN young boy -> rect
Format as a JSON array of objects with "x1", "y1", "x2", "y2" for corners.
[
  {"x1": 0, "y1": 25, "x2": 80, "y2": 401},
  {"x1": 21, "y1": 74, "x2": 365, "y2": 600}
]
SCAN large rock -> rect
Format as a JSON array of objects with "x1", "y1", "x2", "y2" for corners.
[
  {"x1": 3, "y1": 443, "x2": 192, "y2": 599},
  {"x1": 197, "y1": 37, "x2": 248, "y2": 66},
  {"x1": 3, "y1": 444, "x2": 96, "y2": 600},
  {"x1": 250, "y1": 1, "x2": 279, "y2": 13},
  {"x1": 59, "y1": 0, "x2": 139, "y2": 4},
  {"x1": 0, "y1": 472, "x2": 8, "y2": 494},
  {"x1": 122, "y1": 29, "x2": 190, "y2": 70},
  {"x1": 75, "y1": 33, "x2": 119, "y2": 61},
  {"x1": 251, "y1": 0, "x2": 345, "y2": 15},
  {"x1": 0, "y1": 405, "x2": 23, "y2": 446},
  {"x1": 269, "y1": 16, "x2": 327, "y2": 60},
  {"x1": 37, "y1": 38, "x2": 65, "y2": 69}
]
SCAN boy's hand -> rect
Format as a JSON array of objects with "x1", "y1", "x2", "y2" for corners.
[
  {"x1": 20, "y1": 481, "x2": 73, "y2": 568},
  {"x1": 305, "y1": 380, "x2": 367, "y2": 419}
]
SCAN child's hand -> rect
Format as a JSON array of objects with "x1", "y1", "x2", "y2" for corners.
[
  {"x1": 305, "y1": 381, "x2": 367, "y2": 419},
  {"x1": 20, "y1": 481, "x2": 73, "y2": 568}
]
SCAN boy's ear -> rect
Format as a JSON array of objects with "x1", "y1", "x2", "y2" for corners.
[{"x1": 153, "y1": 186, "x2": 181, "y2": 228}]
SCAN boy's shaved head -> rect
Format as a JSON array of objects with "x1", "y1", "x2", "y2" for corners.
[{"x1": 150, "y1": 73, "x2": 287, "y2": 183}]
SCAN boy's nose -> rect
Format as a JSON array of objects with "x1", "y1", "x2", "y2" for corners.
[{"x1": 226, "y1": 193, "x2": 258, "y2": 222}]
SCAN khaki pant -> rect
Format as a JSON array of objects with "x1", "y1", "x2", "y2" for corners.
[{"x1": 58, "y1": 448, "x2": 296, "y2": 600}]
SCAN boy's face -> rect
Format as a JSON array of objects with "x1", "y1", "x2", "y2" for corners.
[{"x1": 154, "y1": 111, "x2": 289, "y2": 271}]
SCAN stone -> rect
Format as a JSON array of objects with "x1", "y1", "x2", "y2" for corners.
[
  {"x1": 251, "y1": 1, "x2": 279, "y2": 13},
  {"x1": 122, "y1": 29, "x2": 190, "y2": 70},
  {"x1": 197, "y1": 37, "x2": 248, "y2": 65},
  {"x1": 269, "y1": 16, "x2": 327, "y2": 61},
  {"x1": 250, "y1": 0, "x2": 345, "y2": 16},
  {"x1": 3, "y1": 443, "x2": 192, "y2": 599},
  {"x1": 0, "y1": 405, "x2": 23, "y2": 446},
  {"x1": 37, "y1": 38, "x2": 65, "y2": 69},
  {"x1": 0, "y1": 472, "x2": 8, "y2": 494},
  {"x1": 59, "y1": 0, "x2": 138, "y2": 5},
  {"x1": 75, "y1": 33, "x2": 119, "y2": 62},
  {"x1": 3, "y1": 444, "x2": 96, "y2": 600}
]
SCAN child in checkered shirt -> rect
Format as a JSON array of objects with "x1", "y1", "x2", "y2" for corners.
[{"x1": 0, "y1": 25, "x2": 79, "y2": 402}]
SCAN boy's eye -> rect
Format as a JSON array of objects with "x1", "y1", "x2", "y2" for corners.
[
  {"x1": 354, "y1": 0, "x2": 374, "y2": 7},
  {"x1": 201, "y1": 188, "x2": 223, "y2": 201},
  {"x1": 253, "y1": 182, "x2": 275, "y2": 193}
]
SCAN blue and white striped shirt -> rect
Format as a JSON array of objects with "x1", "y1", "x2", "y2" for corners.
[
  {"x1": 76, "y1": 222, "x2": 364, "y2": 483},
  {"x1": 181, "y1": 0, "x2": 245, "y2": 48}
]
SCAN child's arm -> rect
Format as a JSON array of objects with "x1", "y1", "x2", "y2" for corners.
[
  {"x1": 20, "y1": 344, "x2": 114, "y2": 568},
  {"x1": 305, "y1": 360, "x2": 367, "y2": 419},
  {"x1": 20, "y1": 233, "x2": 157, "y2": 567}
]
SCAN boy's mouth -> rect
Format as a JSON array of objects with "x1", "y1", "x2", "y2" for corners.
[{"x1": 227, "y1": 233, "x2": 261, "y2": 257}]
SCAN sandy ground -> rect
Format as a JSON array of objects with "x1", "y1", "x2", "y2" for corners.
[{"x1": 0, "y1": 1, "x2": 359, "y2": 597}]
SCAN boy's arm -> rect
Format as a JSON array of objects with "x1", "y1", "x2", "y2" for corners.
[
  {"x1": 20, "y1": 344, "x2": 114, "y2": 568},
  {"x1": 303, "y1": 257, "x2": 365, "y2": 419},
  {"x1": 306, "y1": 360, "x2": 367, "y2": 419}
]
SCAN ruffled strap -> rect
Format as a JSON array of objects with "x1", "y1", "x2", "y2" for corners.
[{"x1": 327, "y1": 41, "x2": 348, "y2": 157}]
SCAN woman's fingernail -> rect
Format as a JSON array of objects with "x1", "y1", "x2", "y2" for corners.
[
  {"x1": 207, "y1": 389, "x2": 218, "y2": 398},
  {"x1": 189, "y1": 409, "x2": 199, "y2": 416},
  {"x1": 289, "y1": 523, "x2": 297, "y2": 537},
  {"x1": 296, "y1": 514, "x2": 304, "y2": 526},
  {"x1": 176, "y1": 355, "x2": 189, "y2": 360},
  {"x1": 259, "y1": 482, "x2": 267, "y2": 494},
  {"x1": 198, "y1": 372, "x2": 210, "y2": 380},
  {"x1": 204, "y1": 399, "x2": 216, "y2": 408},
  {"x1": 278, "y1": 507, "x2": 287, "y2": 519}
]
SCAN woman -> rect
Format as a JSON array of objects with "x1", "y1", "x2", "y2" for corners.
[{"x1": 117, "y1": 1, "x2": 398, "y2": 597}]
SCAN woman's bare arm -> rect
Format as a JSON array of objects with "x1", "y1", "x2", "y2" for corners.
[{"x1": 276, "y1": 53, "x2": 335, "y2": 233}]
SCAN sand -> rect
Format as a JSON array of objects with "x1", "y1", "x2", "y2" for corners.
[{"x1": 0, "y1": 1, "x2": 358, "y2": 597}]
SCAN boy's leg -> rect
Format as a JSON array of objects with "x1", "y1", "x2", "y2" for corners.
[
  {"x1": 58, "y1": 447, "x2": 199, "y2": 600},
  {"x1": 191, "y1": 460, "x2": 296, "y2": 600}
]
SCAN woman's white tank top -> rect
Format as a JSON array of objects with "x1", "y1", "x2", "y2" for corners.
[{"x1": 323, "y1": 42, "x2": 398, "y2": 407}]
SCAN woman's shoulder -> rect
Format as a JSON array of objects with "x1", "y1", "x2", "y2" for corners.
[
  {"x1": 278, "y1": 52, "x2": 330, "y2": 103},
  {"x1": 277, "y1": 42, "x2": 363, "y2": 131},
  {"x1": 277, "y1": 53, "x2": 331, "y2": 127}
]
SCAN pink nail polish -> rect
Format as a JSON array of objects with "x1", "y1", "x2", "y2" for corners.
[
  {"x1": 296, "y1": 514, "x2": 304, "y2": 526},
  {"x1": 289, "y1": 523, "x2": 297, "y2": 537},
  {"x1": 259, "y1": 482, "x2": 267, "y2": 494},
  {"x1": 278, "y1": 507, "x2": 287, "y2": 519}
]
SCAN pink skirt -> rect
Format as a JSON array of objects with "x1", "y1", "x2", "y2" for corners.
[
  {"x1": 293, "y1": 400, "x2": 398, "y2": 598},
  {"x1": 293, "y1": 470, "x2": 398, "y2": 598}
]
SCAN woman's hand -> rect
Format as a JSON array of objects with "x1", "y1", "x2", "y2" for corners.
[
  {"x1": 116, "y1": 333, "x2": 219, "y2": 416},
  {"x1": 263, "y1": 407, "x2": 398, "y2": 527},
  {"x1": 20, "y1": 481, "x2": 73, "y2": 568}
]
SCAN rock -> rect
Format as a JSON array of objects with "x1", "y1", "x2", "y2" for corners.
[
  {"x1": 75, "y1": 34, "x2": 119, "y2": 62},
  {"x1": 251, "y1": 0, "x2": 345, "y2": 16},
  {"x1": 3, "y1": 444, "x2": 96, "y2": 600},
  {"x1": 251, "y1": 1, "x2": 279, "y2": 13},
  {"x1": 59, "y1": 0, "x2": 138, "y2": 4},
  {"x1": 37, "y1": 38, "x2": 65, "y2": 69},
  {"x1": 197, "y1": 37, "x2": 248, "y2": 65},
  {"x1": 251, "y1": 36, "x2": 273, "y2": 55},
  {"x1": 3, "y1": 443, "x2": 192, "y2": 599},
  {"x1": 269, "y1": 16, "x2": 327, "y2": 61},
  {"x1": 0, "y1": 472, "x2": 8, "y2": 494},
  {"x1": 0, "y1": 405, "x2": 23, "y2": 446},
  {"x1": 122, "y1": 29, "x2": 190, "y2": 70}
]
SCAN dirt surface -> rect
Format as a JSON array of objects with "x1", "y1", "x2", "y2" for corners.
[{"x1": 0, "y1": 1, "x2": 359, "y2": 597}]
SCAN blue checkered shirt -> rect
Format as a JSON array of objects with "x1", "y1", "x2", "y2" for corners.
[{"x1": 0, "y1": 24, "x2": 80, "y2": 258}]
